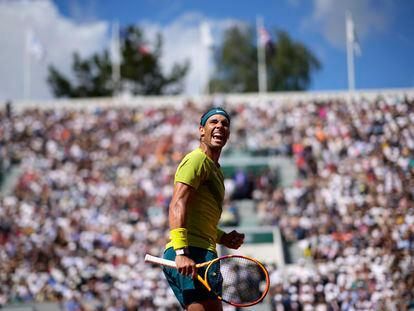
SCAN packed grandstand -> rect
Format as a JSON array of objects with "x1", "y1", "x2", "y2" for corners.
[{"x1": 0, "y1": 89, "x2": 413, "y2": 310}]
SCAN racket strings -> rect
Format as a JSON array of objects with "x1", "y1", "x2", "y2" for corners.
[{"x1": 207, "y1": 257, "x2": 268, "y2": 305}]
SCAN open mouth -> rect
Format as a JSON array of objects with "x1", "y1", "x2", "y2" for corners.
[{"x1": 212, "y1": 133, "x2": 225, "y2": 142}]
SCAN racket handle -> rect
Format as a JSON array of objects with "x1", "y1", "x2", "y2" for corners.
[
  {"x1": 145, "y1": 254, "x2": 177, "y2": 268},
  {"x1": 144, "y1": 253, "x2": 210, "y2": 268}
]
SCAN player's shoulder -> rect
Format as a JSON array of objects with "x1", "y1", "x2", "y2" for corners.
[
  {"x1": 178, "y1": 148, "x2": 211, "y2": 172},
  {"x1": 184, "y1": 148, "x2": 207, "y2": 162}
]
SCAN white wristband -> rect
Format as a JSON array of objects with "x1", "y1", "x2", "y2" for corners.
[{"x1": 175, "y1": 248, "x2": 188, "y2": 256}]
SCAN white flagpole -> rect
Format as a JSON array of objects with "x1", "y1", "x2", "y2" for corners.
[
  {"x1": 200, "y1": 22, "x2": 214, "y2": 95},
  {"x1": 111, "y1": 21, "x2": 121, "y2": 96},
  {"x1": 256, "y1": 16, "x2": 267, "y2": 93},
  {"x1": 346, "y1": 10, "x2": 355, "y2": 92},
  {"x1": 23, "y1": 29, "x2": 32, "y2": 100}
]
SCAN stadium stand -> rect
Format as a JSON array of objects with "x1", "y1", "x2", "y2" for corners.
[{"x1": 1, "y1": 88, "x2": 414, "y2": 310}]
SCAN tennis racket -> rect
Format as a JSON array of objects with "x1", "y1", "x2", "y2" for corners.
[{"x1": 145, "y1": 253, "x2": 270, "y2": 307}]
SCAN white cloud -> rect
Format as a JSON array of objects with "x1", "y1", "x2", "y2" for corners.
[
  {"x1": 0, "y1": 0, "x2": 108, "y2": 101},
  {"x1": 141, "y1": 13, "x2": 238, "y2": 95},
  {"x1": 303, "y1": 0, "x2": 394, "y2": 49},
  {"x1": 0, "y1": 1, "x2": 239, "y2": 101},
  {"x1": 65, "y1": 0, "x2": 99, "y2": 24}
]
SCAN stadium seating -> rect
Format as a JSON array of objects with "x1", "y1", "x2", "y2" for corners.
[{"x1": 1, "y1": 89, "x2": 413, "y2": 310}]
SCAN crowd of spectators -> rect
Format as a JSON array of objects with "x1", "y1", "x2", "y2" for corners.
[
  {"x1": 0, "y1": 104, "x2": 199, "y2": 310},
  {"x1": 249, "y1": 95, "x2": 414, "y2": 310},
  {"x1": 0, "y1": 101, "x2": 17, "y2": 187},
  {"x1": 0, "y1": 93, "x2": 413, "y2": 310}
]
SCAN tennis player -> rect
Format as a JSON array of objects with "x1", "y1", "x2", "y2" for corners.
[{"x1": 163, "y1": 107, "x2": 245, "y2": 310}]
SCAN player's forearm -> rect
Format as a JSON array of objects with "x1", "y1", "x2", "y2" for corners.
[
  {"x1": 168, "y1": 182, "x2": 194, "y2": 229},
  {"x1": 169, "y1": 199, "x2": 187, "y2": 228},
  {"x1": 168, "y1": 199, "x2": 189, "y2": 251}
]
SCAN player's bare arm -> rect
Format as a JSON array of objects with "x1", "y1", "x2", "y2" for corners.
[{"x1": 169, "y1": 182, "x2": 197, "y2": 278}]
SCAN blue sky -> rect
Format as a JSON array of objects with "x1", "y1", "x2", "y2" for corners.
[{"x1": 0, "y1": 0, "x2": 413, "y2": 100}]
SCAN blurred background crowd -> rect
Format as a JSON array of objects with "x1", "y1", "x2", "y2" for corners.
[{"x1": 0, "y1": 92, "x2": 413, "y2": 310}]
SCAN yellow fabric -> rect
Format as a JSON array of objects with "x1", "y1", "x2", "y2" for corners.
[
  {"x1": 170, "y1": 228, "x2": 188, "y2": 250},
  {"x1": 216, "y1": 228, "x2": 225, "y2": 243},
  {"x1": 166, "y1": 148, "x2": 225, "y2": 252}
]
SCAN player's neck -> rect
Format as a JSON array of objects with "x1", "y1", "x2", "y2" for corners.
[{"x1": 199, "y1": 144, "x2": 221, "y2": 167}]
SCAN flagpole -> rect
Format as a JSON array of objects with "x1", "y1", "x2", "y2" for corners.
[
  {"x1": 200, "y1": 22, "x2": 214, "y2": 95},
  {"x1": 111, "y1": 21, "x2": 121, "y2": 96},
  {"x1": 23, "y1": 30, "x2": 31, "y2": 100},
  {"x1": 346, "y1": 10, "x2": 355, "y2": 92},
  {"x1": 256, "y1": 16, "x2": 267, "y2": 93}
]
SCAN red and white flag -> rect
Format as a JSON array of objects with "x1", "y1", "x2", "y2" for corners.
[{"x1": 258, "y1": 27, "x2": 272, "y2": 47}]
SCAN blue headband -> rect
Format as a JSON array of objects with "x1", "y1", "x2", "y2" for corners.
[{"x1": 200, "y1": 107, "x2": 231, "y2": 126}]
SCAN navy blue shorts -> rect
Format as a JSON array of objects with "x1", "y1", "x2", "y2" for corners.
[{"x1": 163, "y1": 246, "x2": 219, "y2": 308}]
